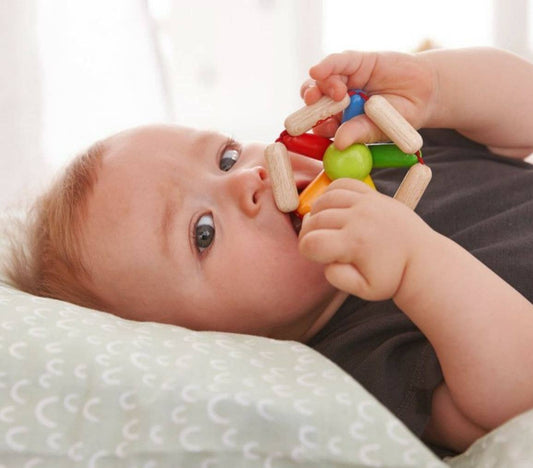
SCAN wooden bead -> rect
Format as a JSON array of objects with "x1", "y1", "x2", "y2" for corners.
[
  {"x1": 364, "y1": 95, "x2": 423, "y2": 154},
  {"x1": 284, "y1": 94, "x2": 351, "y2": 136},
  {"x1": 265, "y1": 142, "x2": 299, "y2": 213},
  {"x1": 393, "y1": 163, "x2": 432, "y2": 210}
]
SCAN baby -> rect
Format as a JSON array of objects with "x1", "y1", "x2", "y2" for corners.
[{"x1": 5, "y1": 46, "x2": 533, "y2": 456}]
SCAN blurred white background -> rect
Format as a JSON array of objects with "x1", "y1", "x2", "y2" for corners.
[{"x1": 1, "y1": 0, "x2": 532, "y2": 209}]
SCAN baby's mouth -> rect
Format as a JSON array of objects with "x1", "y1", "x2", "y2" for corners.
[
  {"x1": 286, "y1": 178, "x2": 312, "y2": 235},
  {"x1": 290, "y1": 212, "x2": 302, "y2": 235}
]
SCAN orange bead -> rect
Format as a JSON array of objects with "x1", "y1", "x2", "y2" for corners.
[
  {"x1": 296, "y1": 170, "x2": 332, "y2": 217},
  {"x1": 296, "y1": 172, "x2": 377, "y2": 217}
]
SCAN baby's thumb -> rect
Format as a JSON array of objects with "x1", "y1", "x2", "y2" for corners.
[
  {"x1": 324, "y1": 263, "x2": 369, "y2": 298},
  {"x1": 334, "y1": 115, "x2": 387, "y2": 150}
]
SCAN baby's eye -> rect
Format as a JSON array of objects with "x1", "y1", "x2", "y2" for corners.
[
  {"x1": 219, "y1": 147, "x2": 240, "y2": 171},
  {"x1": 195, "y1": 214, "x2": 215, "y2": 252}
]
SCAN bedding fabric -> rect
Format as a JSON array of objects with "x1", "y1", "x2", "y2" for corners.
[
  {"x1": 447, "y1": 408, "x2": 533, "y2": 467},
  {"x1": 0, "y1": 283, "x2": 445, "y2": 468}
]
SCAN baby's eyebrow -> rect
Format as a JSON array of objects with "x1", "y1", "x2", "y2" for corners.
[
  {"x1": 159, "y1": 194, "x2": 179, "y2": 256},
  {"x1": 195, "y1": 130, "x2": 224, "y2": 157}
]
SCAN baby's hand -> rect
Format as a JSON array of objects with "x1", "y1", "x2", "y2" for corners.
[
  {"x1": 298, "y1": 178, "x2": 430, "y2": 301},
  {"x1": 301, "y1": 50, "x2": 435, "y2": 150}
]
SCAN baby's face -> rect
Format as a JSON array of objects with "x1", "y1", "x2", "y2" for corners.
[{"x1": 81, "y1": 125, "x2": 337, "y2": 339}]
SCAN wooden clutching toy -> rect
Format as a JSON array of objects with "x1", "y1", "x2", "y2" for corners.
[
  {"x1": 264, "y1": 143, "x2": 299, "y2": 212},
  {"x1": 265, "y1": 90, "x2": 432, "y2": 216}
]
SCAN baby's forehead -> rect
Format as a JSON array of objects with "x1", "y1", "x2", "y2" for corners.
[
  {"x1": 107, "y1": 124, "x2": 190, "y2": 150},
  {"x1": 104, "y1": 125, "x2": 224, "y2": 162}
]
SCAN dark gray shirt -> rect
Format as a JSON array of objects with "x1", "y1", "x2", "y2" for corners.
[{"x1": 308, "y1": 129, "x2": 533, "y2": 455}]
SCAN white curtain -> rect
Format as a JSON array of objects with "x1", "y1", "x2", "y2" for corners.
[
  {"x1": 37, "y1": 0, "x2": 167, "y2": 168},
  {"x1": 0, "y1": 1, "x2": 44, "y2": 210},
  {"x1": 493, "y1": 0, "x2": 532, "y2": 60},
  {"x1": 151, "y1": 0, "x2": 323, "y2": 142},
  {"x1": 1, "y1": 0, "x2": 531, "y2": 211},
  {"x1": 0, "y1": 0, "x2": 323, "y2": 211}
]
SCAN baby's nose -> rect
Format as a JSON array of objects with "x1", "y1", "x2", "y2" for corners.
[{"x1": 229, "y1": 166, "x2": 268, "y2": 216}]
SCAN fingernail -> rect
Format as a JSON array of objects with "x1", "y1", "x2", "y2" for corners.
[{"x1": 334, "y1": 139, "x2": 348, "y2": 151}]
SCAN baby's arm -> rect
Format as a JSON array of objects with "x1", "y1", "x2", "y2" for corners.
[
  {"x1": 299, "y1": 46, "x2": 533, "y2": 451},
  {"x1": 396, "y1": 219, "x2": 533, "y2": 451},
  {"x1": 421, "y1": 47, "x2": 533, "y2": 158},
  {"x1": 305, "y1": 47, "x2": 533, "y2": 158},
  {"x1": 299, "y1": 180, "x2": 533, "y2": 452}
]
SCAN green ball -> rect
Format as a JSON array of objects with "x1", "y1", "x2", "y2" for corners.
[{"x1": 323, "y1": 143, "x2": 373, "y2": 180}]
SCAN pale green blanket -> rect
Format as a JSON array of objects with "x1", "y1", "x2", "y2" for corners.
[{"x1": 0, "y1": 282, "x2": 531, "y2": 467}]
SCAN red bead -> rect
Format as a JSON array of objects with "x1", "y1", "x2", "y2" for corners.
[{"x1": 276, "y1": 131, "x2": 332, "y2": 161}]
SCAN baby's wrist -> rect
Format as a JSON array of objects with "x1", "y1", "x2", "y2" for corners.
[
  {"x1": 393, "y1": 226, "x2": 442, "y2": 308},
  {"x1": 417, "y1": 50, "x2": 455, "y2": 130}
]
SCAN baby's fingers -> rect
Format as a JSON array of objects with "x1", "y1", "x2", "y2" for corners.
[
  {"x1": 301, "y1": 76, "x2": 348, "y2": 104},
  {"x1": 324, "y1": 263, "x2": 369, "y2": 298},
  {"x1": 310, "y1": 51, "x2": 366, "y2": 81},
  {"x1": 299, "y1": 228, "x2": 354, "y2": 265},
  {"x1": 298, "y1": 79, "x2": 345, "y2": 138},
  {"x1": 309, "y1": 180, "x2": 373, "y2": 214},
  {"x1": 299, "y1": 208, "x2": 349, "y2": 239},
  {"x1": 334, "y1": 114, "x2": 389, "y2": 150},
  {"x1": 300, "y1": 79, "x2": 320, "y2": 102}
]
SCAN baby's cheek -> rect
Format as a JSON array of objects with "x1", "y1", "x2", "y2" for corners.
[{"x1": 290, "y1": 254, "x2": 331, "y2": 290}]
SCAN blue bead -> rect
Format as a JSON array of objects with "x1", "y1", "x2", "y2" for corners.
[{"x1": 342, "y1": 90, "x2": 366, "y2": 123}]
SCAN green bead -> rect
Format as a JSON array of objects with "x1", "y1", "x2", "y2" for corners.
[
  {"x1": 368, "y1": 143, "x2": 420, "y2": 168},
  {"x1": 323, "y1": 143, "x2": 373, "y2": 180}
]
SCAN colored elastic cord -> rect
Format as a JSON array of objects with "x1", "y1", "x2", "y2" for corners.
[
  {"x1": 348, "y1": 89, "x2": 369, "y2": 101},
  {"x1": 313, "y1": 90, "x2": 369, "y2": 130}
]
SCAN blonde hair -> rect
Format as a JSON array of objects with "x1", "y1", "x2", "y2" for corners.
[{"x1": 4, "y1": 142, "x2": 107, "y2": 311}]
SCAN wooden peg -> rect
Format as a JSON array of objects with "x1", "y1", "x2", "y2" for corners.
[
  {"x1": 393, "y1": 163, "x2": 432, "y2": 210},
  {"x1": 284, "y1": 94, "x2": 351, "y2": 136},
  {"x1": 364, "y1": 95, "x2": 423, "y2": 154},
  {"x1": 265, "y1": 142, "x2": 300, "y2": 213}
]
